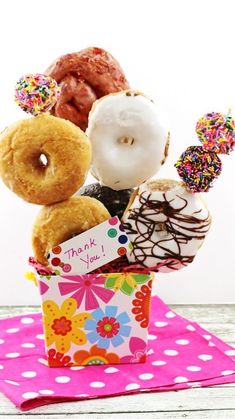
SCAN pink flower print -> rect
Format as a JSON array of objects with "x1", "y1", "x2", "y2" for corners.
[
  {"x1": 58, "y1": 274, "x2": 115, "y2": 311},
  {"x1": 121, "y1": 337, "x2": 147, "y2": 363}
]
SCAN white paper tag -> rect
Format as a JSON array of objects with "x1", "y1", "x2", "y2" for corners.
[{"x1": 47, "y1": 216, "x2": 132, "y2": 275}]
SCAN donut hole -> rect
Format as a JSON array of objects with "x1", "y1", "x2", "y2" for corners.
[
  {"x1": 118, "y1": 136, "x2": 135, "y2": 146},
  {"x1": 38, "y1": 153, "x2": 48, "y2": 168},
  {"x1": 28, "y1": 152, "x2": 50, "y2": 173},
  {"x1": 30, "y1": 153, "x2": 49, "y2": 170},
  {"x1": 156, "y1": 222, "x2": 168, "y2": 237},
  {"x1": 147, "y1": 179, "x2": 181, "y2": 192}
]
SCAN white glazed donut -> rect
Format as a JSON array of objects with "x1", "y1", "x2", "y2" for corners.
[
  {"x1": 122, "y1": 179, "x2": 212, "y2": 273},
  {"x1": 86, "y1": 90, "x2": 170, "y2": 190}
]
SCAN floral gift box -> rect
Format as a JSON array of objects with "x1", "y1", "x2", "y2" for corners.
[{"x1": 38, "y1": 272, "x2": 153, "y2": 367}]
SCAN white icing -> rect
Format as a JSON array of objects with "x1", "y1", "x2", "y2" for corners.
[
  {"x1": 122, "y1": 180, "x2": 211, "y2": 272},
  {"x1": 86, "y1": 91, "x2": 169, "y2": 190}
]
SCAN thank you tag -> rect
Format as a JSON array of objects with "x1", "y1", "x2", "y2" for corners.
[{"x1": 47, "y1": 216, "x2": 131, "y2": 275}]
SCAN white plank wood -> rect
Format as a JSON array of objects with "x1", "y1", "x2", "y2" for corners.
[
  {"x1": 2, "y1": 411, "x2": 235, "y2": 419},
  {"x1": 0, "y1": 304, "x2": 234, "y2": 323},
  {"x1": 0, "y1": 387, "x2": 235, "y2": 414}
]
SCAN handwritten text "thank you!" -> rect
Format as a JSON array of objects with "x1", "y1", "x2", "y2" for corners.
[{"x1": 64, "y1": 238, "x2": 105, "y2": 271}]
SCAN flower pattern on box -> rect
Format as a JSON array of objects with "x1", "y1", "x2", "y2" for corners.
[
  {"x1": 42, "y1": 298, "x2": 91, "y2": 353},
  {"x1": 132, "y1": 280, "x2": 152, "y2": 328},
  {"x1": 74, "y1": 344, "x2": 120, "y2": 365},
  {"x1": 85, "y1": 306, "x2": 131, "y2": 349},
  {"x1": 121, "y1": 337, "x2": 147, "y2": 363},
  {"x1": 104, "y1": 273, "x2": 149, "y2": 295},
  {"x1": 39, "y1": 272, "x2": 152, "y2": 365},
  {"x1": 58, "y1": 274, "x2": 115, "y2": 310},
  {"x1": 47, "y1": 349, "x2": 73, "y2": 367}
]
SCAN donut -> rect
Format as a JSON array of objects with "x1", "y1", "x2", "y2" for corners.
[
  {"x1": 122, "y1": 179, "x2": 212, "y2": 272},
  {"x1": 0, "y1": 115, "x2": 91, "y2": 205},
  {"x1": 77, "y1": 182, "x2": 134, "y2": 219},
  {"x1": 86, "y1": 90, "x2": 170, "y2": 190},
  {"x1": 45, "y1": 47, "x2": 129, "y2": 131},
  {"x1": 32, "y1": 196, "x2": 111, "y2": 265}
]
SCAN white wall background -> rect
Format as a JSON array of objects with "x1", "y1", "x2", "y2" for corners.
[{"x1": 0, "y1": 0, "x2": 234, "y2": 305}]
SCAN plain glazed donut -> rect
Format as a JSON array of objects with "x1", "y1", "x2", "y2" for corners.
[
  {"x1": 32, "y1": 196, "x2": 111, "y2": 265},
  {"x1": 0, "y1": 115, "x2": 91, "y2": 205},
  {"x1": 86, "y1": 90, "x2": 170, "y2": 190},
  {"x1": 122, "y1": 179, "x2": 212, "y2": 272},
  {"x1": 45, "y1": 47, "x2": 130, "y2": 131}
]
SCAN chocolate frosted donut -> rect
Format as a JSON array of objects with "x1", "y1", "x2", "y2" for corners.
[
  {"x1": 45, "y1": 47, "x2": 129, "y2": 131},
  {"x1": 77, "y1": 183, "x2": 133, "y2": 219},
  {"x1": 122, "y1": 179, "x2": 212, "y2": 272}
]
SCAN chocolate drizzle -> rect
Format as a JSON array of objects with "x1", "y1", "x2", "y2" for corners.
[{"x1": 123, "y1": 190, "x2": 211, "y2": 272}]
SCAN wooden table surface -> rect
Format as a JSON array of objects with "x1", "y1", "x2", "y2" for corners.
[{"x1": 0, "y1": 305, "x2": 234, "y2": 418}]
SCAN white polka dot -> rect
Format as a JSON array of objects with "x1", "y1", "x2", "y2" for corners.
[
  {"x1": 147, "y1": 349, "x2": 154, "y2": 355},
  {"x1": 165, "y1": 311, "x2": 176, "y2": 318},
  {"x1": 188, "y1": 382, "x2": 201, "y2": 388},
  {"x1": 4, "y1": 379, "x2": 19, "y2": 386},
  {"x1": 152, "y1": 360, "x2": 167, "y2": 366},
  {"x1": 125, "y1": 383, "x2": 140, "y2": 391},
  {"x1": 55, "y1": 376, "x2": 71, "y2": 383},
  {"x1": 186, "y1": 366, "x2": 202, "y2": 372},
  {"x1": 22, "y1": 392, "x2": 39, "y2": 399},
  {"x1": 154, "y1": 321, "x2": 168, "y2": 328},
  {"x1": 21, "y1": 317, "x2": 34, "y2": 324},
  {"x1": 6, "y1": 328, "x2": 19, "y2": 334},
  {"x1": 70, "y1": 366, "x2": 85, "y2": 371},
  {"x1": 208, "y1": 341, "x2": 216, "y2": 347},
  {"x1": 74, "y1": 393, "x2": 89, "y2": 397},
  {"x1": 175, "y1": 339, "x2": 190, "y2": 345},
  {"x1": 198, "y1": 354, "x2": 213, "y2": 361},
  {"x1": 139, "y1": 373, "x2": 154, "y2": 380},
  {"x1": 186, "y1": 325, "x2": 196, "y2": 331},
  {"x1": 148, "y1": 334, "x2": 157, "y2": 340},
  {"x1": 5, "y1": 352, "x2": 20, "y2": 358},
  {"x1": 0, "y1": 339, "x2": 4, "y2": 344},
  {"x1": 21, "y1": 343, "x2": 36, "y2": 348},
  {"x1": 221, "y1": 370, "x2": 235, "y2": 376},
  {"x1": 37, "y1": 357, "x2": 47, "y2": 366},
  {"x1": 104, "y1": 367, "x2": 119, "y2": 373},
  {"x1": 39, "y1": 389, "x2": 54, "y2": 395},
  {"x1": 203, "y1": 334, "x2": 212, "y2": 341},
  {"x1": 164, "y1": 349, "x2": 179, "y2": 356},
  {"x1": 0, "y1": 364, "x2": 3, "y2": 369},
  {"x1": 225, "y1": 349, "x2": 235, "y2": 356},
  {"x1": 174, "y1": 376, "x2": 188, "y2": 383},
  {"x1": 21, "y1": 371, "x2": 37, "y2": 378},
  {"x1": 36, "y1": 334, "x2": 44, "y2": 340},
  {"x1": 89, "y1": 381, "x2": 105, "y2": 388}
]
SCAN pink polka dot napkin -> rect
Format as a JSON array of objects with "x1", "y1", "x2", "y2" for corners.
[{"x1": 0, "y1": 296, "x2": 235, "y2": 411}]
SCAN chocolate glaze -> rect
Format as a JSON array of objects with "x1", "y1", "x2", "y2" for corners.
[
  {"x1": 123, "y1": 190, "x2": 211, "y2": 271},
  {"x1": 77, "y1": 183, "x2": 133, "y2": 220}
]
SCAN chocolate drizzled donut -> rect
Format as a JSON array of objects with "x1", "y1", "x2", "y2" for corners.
[{"x1": 122, "y1": 179, "x2": 212, "y2": 273}]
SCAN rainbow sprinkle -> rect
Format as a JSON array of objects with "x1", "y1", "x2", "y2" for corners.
[
  {"x1": 175, "y1": 146, "x2": 222, "y2": 192},
  {"x1": 15, "y1": 74, "x2": 60, "y2": 116},
  {"x1": 196, "y1": 112, "x2": 235, "y2": 155}
]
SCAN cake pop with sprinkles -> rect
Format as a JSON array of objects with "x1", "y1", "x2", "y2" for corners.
[
  {"x1": 15, "y1": 74, "x2": 61, "y2": 116},
  {"x1": 175, "y1": 146, "x2": 222, "y2": 192},
  {"x1": 196, "y1": 112, "x2": 235, "y2": 155}
]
